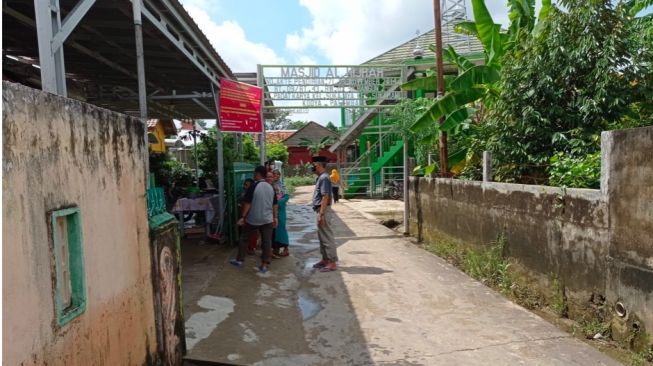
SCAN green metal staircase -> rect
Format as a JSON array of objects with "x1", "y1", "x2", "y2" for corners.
[
  {"x1": 371, "y1": 139, "x2": 403, "y2": 174},
  {"x1": 342, "y1": 133, "x2": 404, "y2": 197}
]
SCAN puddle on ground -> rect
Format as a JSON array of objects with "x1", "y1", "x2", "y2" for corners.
[
  {"x1": 185, "y1": 295, "x2": 235, "y2": 350},
  {"x1": 287, "y1": 204, "x2": 319, "y2": 249},
  {"x1": 297, "y1": 289, "x2": 322, "y2": 321}
]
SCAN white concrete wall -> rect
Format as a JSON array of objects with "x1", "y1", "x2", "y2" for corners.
[{"x1": 2, "y1": 82, "x2": 157, "y2": 365}]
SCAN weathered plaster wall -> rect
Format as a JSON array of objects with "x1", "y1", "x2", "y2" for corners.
[
  {"x1": 602, "y1": 127, "x2": 653, "y2": 340},
  {"x1": 2, "y1": 82, "x2": 158, "y2": 365},
  {"x1": 409, "y1": 178, "x2": 610, "y2": 303},
  {"x1": 409, "y1": 125, "x2": 653, "y2": 342}
]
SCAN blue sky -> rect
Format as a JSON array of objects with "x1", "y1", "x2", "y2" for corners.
[{"x1": 199, "y1": 0, "x2": 313, "y2": 59}]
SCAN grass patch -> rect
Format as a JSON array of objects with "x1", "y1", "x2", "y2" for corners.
[
  {"x1": 424, "y1": 234, "x2": 511, "y2": 293},
  {"x1": 551, "y1": 277, "x2": 569, "y2": 318},
  {"x1": 285, "y1": 175, "x2": 315, "y2": 194},
  {"x1": 630, "y1": 346, "x2": 653, "y2": 366},
  {"x1": 420, "y1": 233, "x2": 653, "y2": 364},
  {"x1": 573, "y1": 318, "x2": 611, "y2": 339}
]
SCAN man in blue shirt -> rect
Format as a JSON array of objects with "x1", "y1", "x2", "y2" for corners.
[
  {"x1": 311, "y1": 156, "x2": 338, "y2": 272},
  {"x1": 230, "y1": 165, "x2": 278, "y2": 273}
]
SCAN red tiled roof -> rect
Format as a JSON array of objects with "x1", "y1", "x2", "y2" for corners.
[
  {"x1": 267, "y1": 130, "x2": 297, "y2": 143},
  {"x1": 250, "y1": 130, "x2": 298, "y2": 143}
]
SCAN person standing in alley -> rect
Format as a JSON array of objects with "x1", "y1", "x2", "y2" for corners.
[
  {"x1": 230, "y1": 165, "x2": 278, "y2": 273},
  {"x1": 311, "y1": 156, "x2": 338, "y2": 272},
  {"x1": 330, "y1": 168, "x2": 341, "y2": 204},
  {"x1": 271, "y1": 169, "x2": 290, "y2": 258}
]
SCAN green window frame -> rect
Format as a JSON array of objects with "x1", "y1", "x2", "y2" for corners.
[{"x1": 51, "y1": 207, "x2": 86, "y2": 326}]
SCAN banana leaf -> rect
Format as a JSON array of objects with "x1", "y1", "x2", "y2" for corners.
[
  {"x1": 400, "y1": 76, "x2": 437, "y2": 92},
  {"x1": 424, "y1": 163, "x2": 438, "y2": 176},
  {"x1": 471, "y1": 0, "x2": 504, "y2": 65},
  {"x1": 450, "y1": 65, "x2": 501, "y2": 91},
  {"x1": 448, "y1": 149, "x2": 468, "y2": 175},
  {"x1": 410, "y1": 88, "x2": 482, "y2": 132},
  {"x1": 538, "y1": 0, "x2": 551, "y2": 21},
  {"x1": 444, "y1": 46, "x2": 475, "y2": 72},
  {"x1": 627, "y1": 0, "x2": 652, "y2": 16},
  {"x1": 453, "y1": 21, "x2": 479, "y2": 37},
  {"x1": 441, "y1": 107, "x2": 476, "y2": 132}
]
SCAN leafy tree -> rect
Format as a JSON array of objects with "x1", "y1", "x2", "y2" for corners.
[
  {"x1": 405, "y1": 0, "x2": 551, "y2": 136},
  {"x1": 300, "y1": 136, "x2": 334, "y2": 155},
  {"x1": 402, "y1": 0, "x2": 551, "y2": 175},
  {"x1": 195, "y1": 129, "x2": 259, "y2": 179},
  {"x1": 287, "y1": 120, "x2": 309, "y2": 130},
  {"x1": 325, "y1": 121, "x2": 339, "y2": 133},
  {"x1": 266, "y1": 141, "x2": 289, "y2": 163},
  {"x1": 149, "y1": 153, "x2": 194, "y2": 188},
  {"x1": 482, "y1": 0, "x2": 653, "y2": 185},
  {"x1": 266, "y1": 111, "x2": 292, "y2": 130}
]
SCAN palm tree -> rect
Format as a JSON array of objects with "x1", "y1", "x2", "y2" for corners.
[{"x1": 300, "y1": 136, "x2": 334, "y2": 156}]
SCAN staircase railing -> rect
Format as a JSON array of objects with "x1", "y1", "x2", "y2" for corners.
[{"x1": 340, "y1": 129, "x2": 405, "y2": 198}]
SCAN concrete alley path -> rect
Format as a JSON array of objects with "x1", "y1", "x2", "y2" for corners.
[{"x1": 182, "y1": 186, "x2": 621, "y2": 366}]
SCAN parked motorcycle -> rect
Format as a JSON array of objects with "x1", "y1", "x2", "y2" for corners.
[{"x1": 385, "y1": 180, "x2": 404, "y2": 201}]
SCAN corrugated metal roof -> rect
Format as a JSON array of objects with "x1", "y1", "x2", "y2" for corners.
[
  {"x1": 2, "y1": 0, "x2": 234, "y2": 119},
  {"x1": 364, "y1": 22, "x2": 484, "y2": 65}
]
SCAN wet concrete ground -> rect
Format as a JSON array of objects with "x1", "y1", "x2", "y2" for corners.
[{"x1": 181, "y1": 186, "x2": 621, "y2": 365}]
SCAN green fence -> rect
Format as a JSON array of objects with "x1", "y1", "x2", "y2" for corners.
[{"x1": 224, "y1": 162, "x2": 255, "y2": 244}]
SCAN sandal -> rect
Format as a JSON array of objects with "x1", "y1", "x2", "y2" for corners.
[
  {"x1": 319, "y1": 261, "x2": 337, "y2": 272},
  {"x1": 280, "y1": 247, "x2": 290, "y2": 257}
]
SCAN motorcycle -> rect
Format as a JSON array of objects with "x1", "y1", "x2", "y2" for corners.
[{"x1": 385, "y1": 180, "x2": 404, "y2": 201}]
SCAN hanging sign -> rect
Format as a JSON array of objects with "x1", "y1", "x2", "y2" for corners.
[{"x1": 218, "y1": 79, "x2": 263, "y2": 132}]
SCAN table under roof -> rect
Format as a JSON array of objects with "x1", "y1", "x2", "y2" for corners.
[{"x1": 3, "y1": 0, "x2": 234, "y2": 119}]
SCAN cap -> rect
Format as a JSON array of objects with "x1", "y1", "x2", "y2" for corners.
[{"x1": 311, "y1": 156, "x2": 328, "y2": 163}]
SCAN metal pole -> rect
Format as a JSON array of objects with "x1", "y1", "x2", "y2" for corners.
[
  {"x1": 402, "y1": 65, "x2": 410, "y2": 235},
  {"x1": 403, "y1": 137, "x2": 409, "y2": 235},
  {"x1": 192, "y1": 123, "x2": 199, "y2": 185},
  {"x1": 211, "y1": 83, "x2": 225, "y2": 233},
  {"x1": 433, "y1": 0, "x2": 448, "y2": 177},
  {"x1": 132, "y1": 0, "x2": 149, "y2": 187},
  {"x1": 257, "y1": 64, "x2": 266, "y2": 165},
  {"x1": 34, "y1": 0, "x2": 67, "y2": 96}
]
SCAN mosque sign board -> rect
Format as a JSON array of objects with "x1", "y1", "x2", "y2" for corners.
[
  {"x1": 259, "y1": 64, "x2": 408, "y2": 110},
  {"x1": 218, "y1": 79, "x2": 263, "y2": 132}
]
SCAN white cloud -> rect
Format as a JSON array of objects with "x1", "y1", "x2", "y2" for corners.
[
  {"x1": 286, "y1": 0, "x2": 430, "y2": 64},
  {"x1": 296, "y1": 55, "x2": 318, "y2": 65},
  {"x1": 286, "y1": 0, "x2": 513, "y2": 65},
  {"x1": 180, "y1": 2, "x2": 285, "y2": 72}
]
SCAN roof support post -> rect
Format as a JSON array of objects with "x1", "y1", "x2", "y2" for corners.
[
  {"x1": 34, "y1": 0, "x2": 67, "y2": 95},
  {"x1": 140, "y1": 2, "x2": 220, "y2": 87},
  {"x1": 133, "y1": 0, "x2": 150, "y2": 188},
  {"x1": 211, "y1": 83, "x2": 225, "y2": 236},
  {"x1": 257, "y1": 64, "x2": 266, "y2": 165},
  {"x1": 50, "y1": 0, "x2": 96, "y2": 52}
]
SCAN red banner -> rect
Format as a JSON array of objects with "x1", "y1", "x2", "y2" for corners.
[{"x1": 218, "y1": 79, "x2": 263, "y2": 133}]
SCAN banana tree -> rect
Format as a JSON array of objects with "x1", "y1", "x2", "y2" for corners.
[
  {"x1": 300, "y1": 136, "x2": 335, "y2": 156},
  {"x1": 402, "y1": 0, "x2": 551, "y2": 173}
]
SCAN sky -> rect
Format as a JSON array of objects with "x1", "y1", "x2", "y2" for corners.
[{"x1": 179, "y1": 0, "x2": 650, "y2": 127}]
